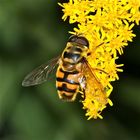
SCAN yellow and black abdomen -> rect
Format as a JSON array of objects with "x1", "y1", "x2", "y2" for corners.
[
  {"x1": 56, "y1": 67, "x2": 81, "y2": 101},
  {"x1": 56, "y1": 43, "x2": 84, "y2": 101}
]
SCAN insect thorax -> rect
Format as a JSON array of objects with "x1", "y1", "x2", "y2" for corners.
[{"x1": 61, "y1": 42, "x2": 88, "y2": 71}]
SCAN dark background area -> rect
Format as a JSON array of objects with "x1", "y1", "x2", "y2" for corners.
[{"x1": 0, "y1": 1, "x2": 140, "y2": 140}]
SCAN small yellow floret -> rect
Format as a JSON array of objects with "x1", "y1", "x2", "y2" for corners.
[{"x1": 59, "y1": 0, "x2": 140, "y2": 119}]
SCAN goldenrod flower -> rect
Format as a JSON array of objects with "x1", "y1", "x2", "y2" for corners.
[{"x1": 59, "y1": 0, "x2": 140, "y2": 119}]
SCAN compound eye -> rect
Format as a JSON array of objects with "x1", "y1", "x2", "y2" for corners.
[
  {"x1": 76, "y1": 37, "x2": 89, "y2": 48},
  {"x1": 68, "y1": 35, "x2": 78, "y2": 42},
  {"x1": 68, "y1": 35, "x2": 89, "y2": 48}
]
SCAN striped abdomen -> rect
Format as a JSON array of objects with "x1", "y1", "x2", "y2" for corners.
[
  {"x1": 56, "y1": 67, "x2": 82, "y2": 101},
  {"x1": 56, "y1": 43, "x2": 85, "y2": 101}
]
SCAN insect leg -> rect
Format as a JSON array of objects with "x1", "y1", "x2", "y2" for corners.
[{"x1": 78, "y1": 76, "x2": 86, "y2": 99}]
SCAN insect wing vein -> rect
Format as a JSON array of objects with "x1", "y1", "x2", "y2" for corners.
[
  {"x1": 83, "y1": 58, "x2": 105, "y2": 93},
  {"x1": 22, "y1": 56, "x2": 60, "y2": 87}
]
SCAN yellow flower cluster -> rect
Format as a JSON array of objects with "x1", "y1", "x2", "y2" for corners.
[{"x1": 59, "y1": 0, "x2": 140, "y2": 119}]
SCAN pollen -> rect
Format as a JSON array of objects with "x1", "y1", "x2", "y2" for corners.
[{"x1": 59, "y1": 0, "x2": 140, "y2": 119}]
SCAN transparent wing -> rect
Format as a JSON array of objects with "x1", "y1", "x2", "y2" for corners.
[
  {"x1": 82, "y1": 58, "x2": 105, "y2": 93},
  {"x1": 22, "y1": 56, "x2": 60, "y2": 87}
]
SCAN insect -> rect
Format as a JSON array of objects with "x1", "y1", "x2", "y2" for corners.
[{"x1": 22, "y1": 35, "x2": 104, "y2": 101}]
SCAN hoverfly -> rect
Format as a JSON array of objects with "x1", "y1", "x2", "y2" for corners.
[{"x1": 22, "y1": 35, "x2": 104, "y2": 101}]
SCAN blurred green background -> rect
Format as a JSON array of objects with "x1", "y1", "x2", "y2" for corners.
[{"x1": 0, "y1": 0, "x2": 140, "y2": 140}]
